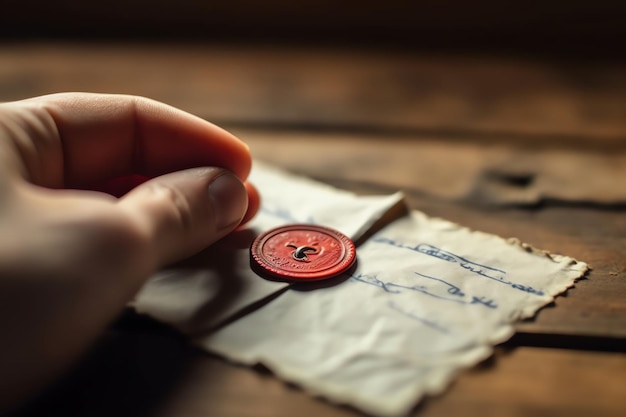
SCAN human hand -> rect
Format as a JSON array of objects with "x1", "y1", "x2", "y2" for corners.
[{"x1": 0, "y1": 93, "x2": 260, "y2": 410}]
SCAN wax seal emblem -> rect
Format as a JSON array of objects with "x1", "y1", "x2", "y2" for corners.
[
  {"x1": 285, "y1": 243, "x2": 319, "y2": 261},
  {"x1": 250, "y1": 224, "x2": 357, "y2": 281}
]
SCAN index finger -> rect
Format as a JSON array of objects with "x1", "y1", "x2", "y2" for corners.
[{"x1": 11, "y1": 93, "x2": 251, "y2": 188}]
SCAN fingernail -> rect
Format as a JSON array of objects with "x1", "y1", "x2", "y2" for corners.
[{"x1": 208, "y1": 172, "x2": 248, "y2": 231}]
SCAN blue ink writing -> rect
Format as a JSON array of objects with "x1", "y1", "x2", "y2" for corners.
[
  {"x1": 352, "y1": 272, "x2": 497, "y2": 309},
  {"x1": 372, "y1": 238, "x2": 545, "y2": 296}
]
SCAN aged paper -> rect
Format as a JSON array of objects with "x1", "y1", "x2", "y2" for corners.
[
  {"x1": 198, "y1": 210, "x2": 588, "y2": 417},
  {"x1": 134, "y1": 162, "x2": 587, "y2": 417},
  {"x1": 133, "y1": 162, "x2": 404, "y2": 334}
]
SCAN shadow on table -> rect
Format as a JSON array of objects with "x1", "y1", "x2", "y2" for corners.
[{"x1": 8, "y1": 312, "x2": 194, "y2": 417}]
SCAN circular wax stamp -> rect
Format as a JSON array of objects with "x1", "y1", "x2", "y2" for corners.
[{"x1": 250, "y1": 224, "x2": 357, "y2": 282}]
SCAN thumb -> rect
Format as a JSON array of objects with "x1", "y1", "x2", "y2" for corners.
[{"x1": 119, "y1": 167, "x2": 248, "y2": 266}]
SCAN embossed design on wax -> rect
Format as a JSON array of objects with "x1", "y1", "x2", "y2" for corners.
[{"x1": 286, "y1": 243, "x2": 320, "y2": 262}]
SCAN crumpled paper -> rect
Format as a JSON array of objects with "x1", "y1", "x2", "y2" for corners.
[
  {"x1": 133, "y1": 162, "x2": 403, "y2": 334},
  {"x1": 135, "y1": 162, "x2": 587, "y2": 417}
]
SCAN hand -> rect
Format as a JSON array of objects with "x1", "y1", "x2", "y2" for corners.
[{"x1": 0, "y1": 93, "x2": 260, "y2": 410}]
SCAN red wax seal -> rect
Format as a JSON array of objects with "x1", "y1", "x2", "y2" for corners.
[{"x1": 250, "y1": 224, "x2": 357, "y2": 282}]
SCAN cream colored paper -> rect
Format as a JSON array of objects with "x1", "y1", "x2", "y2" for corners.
[
  {"x1": 199, "y1": 210, "x2": 588, "y2": 417},
  {"x1": 133, "y1": 162, "x2": 404, "y2": 334}
]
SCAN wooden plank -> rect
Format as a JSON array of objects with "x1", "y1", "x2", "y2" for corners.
[
  {"x1": 0, "y1": 43, "x2": 625, "y2": 143},
  {"x1": 240, "y1": 129, "x2": 626, "y2": 205},
  {"x1": 13, "y1": 323, "x2": 626, "y2": 417},
  {"x1": 418, "y1": 346, "x2": 626, "y2": 417}
]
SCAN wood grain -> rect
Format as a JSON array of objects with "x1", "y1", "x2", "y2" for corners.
[
  {"x1": 14, "y1": 324, "x2": 626, "y2": 417},
  {"x1": 239, "y1": 130, "x2": 626, "y2": 205},
  {"x1": 1, "y1": 43, "x2": 624, "y2": 143}
]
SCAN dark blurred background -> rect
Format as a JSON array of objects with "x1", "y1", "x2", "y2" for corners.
[{"x1": 2, "y1": 0, "x2": 625, "y2": 60}]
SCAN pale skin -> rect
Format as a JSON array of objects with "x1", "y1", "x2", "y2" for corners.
[{"x1": 0, "y1": 93, "x2": 260, "y2": 411}]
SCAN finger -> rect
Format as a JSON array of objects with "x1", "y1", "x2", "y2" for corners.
[
  {"x1": 4, "y1": 93, "x2": 251, "y2": 188},
  {"x1": 118, "y1": 167, "x2": 248, "y2": 265},
  {"x1": 241, "y1": 181, "x2": 261, "y2": 226},
  {"x1": 82, "y1": 175, "x2": 259, "y2": 224}
]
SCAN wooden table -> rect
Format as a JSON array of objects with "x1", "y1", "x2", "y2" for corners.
[{"x1": 2, "y1": 42, "x2": 625, "y2": 417}]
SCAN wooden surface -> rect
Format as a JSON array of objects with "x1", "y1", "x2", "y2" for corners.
[
  {"x1": 1, "y1": 43, "x2": 625, "y2": 141},
  {"x1": 2, "y1": 41, "x2": 625, "y2": 416}
]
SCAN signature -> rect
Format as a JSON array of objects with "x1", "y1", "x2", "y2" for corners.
[
  {"x1": 372, "y1": 238, "x2": 544, "y2": 296},
  {"x1": 351, "y1": 272, "x2": 498, "y2": 309}
]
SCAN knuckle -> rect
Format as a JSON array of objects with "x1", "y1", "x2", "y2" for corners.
[
  {"x1": 143, "y1": 182, "x2": 194, "y2": 234},
  {"x1": 42, "y1": 209, "x2": 151, "y2": 278},
  {"x1": 83, "y1": 212, "x2": 148, "y2": 265}
]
